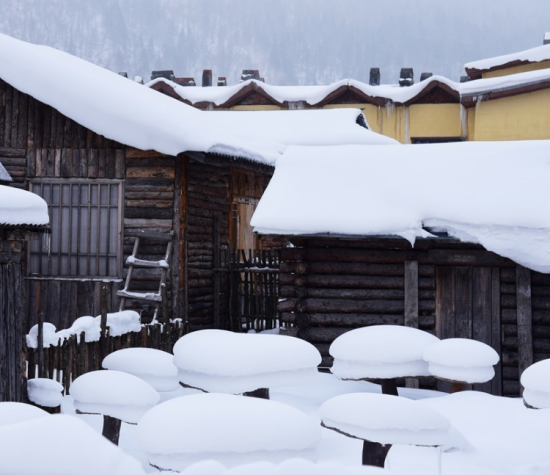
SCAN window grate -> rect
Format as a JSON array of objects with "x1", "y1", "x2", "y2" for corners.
[{"x1": 29, "y1": 180, "x2": 123, "y2": 278}]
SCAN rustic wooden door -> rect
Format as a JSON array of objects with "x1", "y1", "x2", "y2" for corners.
[{"x1": 435, "y1": 266, "x2": 502, "y2": 394}]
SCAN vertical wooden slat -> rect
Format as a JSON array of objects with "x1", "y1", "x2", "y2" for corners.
[
  {"x1": 472, "y1": 267, "x2": 492, "y2": 393},
  {"x1": 404, "y1": 260, "x2": 419, "y2": 388},
  {"x1": 213, "y1": 216, "x2": 221, "y2": 328},
  {"x1": 491, "y1": 267, "x2": 502, "y2": 396},
  {"x1": 516, "y1": 265, "x2": 533, "y2": 388}
]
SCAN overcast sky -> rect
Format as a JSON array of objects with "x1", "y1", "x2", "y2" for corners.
[{"x1": 1, "y1": 0, "x2": 550, "y2": 85}]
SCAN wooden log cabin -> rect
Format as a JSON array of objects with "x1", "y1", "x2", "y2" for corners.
[
  {"x1": 252, "y1": 141, "x2": 550, "y2": 397},
  {"x1": 0, "y1": 33, "x2": 384, "y2": 333}
]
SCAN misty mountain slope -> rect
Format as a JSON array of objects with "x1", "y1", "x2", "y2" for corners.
[{"x1": 1, "y1": 0, "x2": 549, "y2": 85}]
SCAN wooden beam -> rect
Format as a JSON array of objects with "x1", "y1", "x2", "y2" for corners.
[
  {"x1": 404, "y1": 260, "x2": 419, "y2": 389},
  {"x1": 491, "y1": 268, "x2": 502, "y2": 396},
  {"x1": 516, "y1": 265, "x2": 533, "y2": 389}
]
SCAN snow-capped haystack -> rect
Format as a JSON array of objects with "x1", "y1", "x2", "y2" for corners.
[
  {"x1": 0, "y1": 402, "x2": 49, "y2": 427},
  {"x1": 173, "y1": 330, "x2": 321, "y2": 397},
  {"x1": 103, "y1": 348, "x2": 179, "y2": 393},
  {"x1": 137, "y1": 393, "x2": 321, "y2": 471},
  {"x1": 71, "y1": 370, "x2": 159, "y2": 445},
  {"x1": 423, "y1": 338, "x2": 499, "y2": 387},
  {"x1": 330, "y1": 325, "x2": 439, "y2": 395},
  {"x1": 0, "y1": 414, "x2": 146, "y2": 475},
  {"x1": 521, "y1": 359, "x2": 550, "y2": 409},
  {"x1": 320, "y1": 393, "x2": 451, "y2": 467},
  {"x1": 27, "y1": 378, "x2": 64, "y2": 408},
  {"x1": 0, "y1": 184, "x2": 49, "y2": 227},
  {"x1": 26, "y1": 322, "x2": 58, "y2": 348}
]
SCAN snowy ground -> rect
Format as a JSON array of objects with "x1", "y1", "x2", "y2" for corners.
[{"x1": 60, "y1": 372, "x2": 550, "y2": 475}]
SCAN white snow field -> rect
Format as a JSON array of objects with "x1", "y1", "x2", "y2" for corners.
[
  {"x1": 0, "y1": 401, "x2": 49, "y2": 427},
  {"x1": 172, "y1": 330, "x2": 321, "y2": 393},
  {"x1": 330, "y1": 325, "x2": 439, "y2": 379},
  {"x1": 521, "y1": 359, "x2": 550, "y2": 409}
]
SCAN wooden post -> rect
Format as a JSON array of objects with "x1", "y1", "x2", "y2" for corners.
[
  {"x1": 362, "y1": 440, "x2": 391, "y2": 467},
  {"x1": 516, "y1": 266, "x2": 533, "y2": 390},
  {"x1": 37, "y1": 312, "x2": 44, "y2": 378},
  {"x1": 491, "y1": 268, "x2": 502, "y2": 396},
  {"x1": 243, "y1": 388, "x2": 270, "y2": 399},
  {"x1": 404, "y1": 261, "x2": 419, "y2": 389},
  {"x1": 102, "y1": 415, "x2": 122, "y2": 445},
  {"x1": 213, "y1": 216, "x2": 221, "y2": 329},
  {"x1": 99, "y1": 284, "x2": 109, "y2": 361},
  {"x1": 380, "y1": 379, "x2": 399, "y2": 396}
]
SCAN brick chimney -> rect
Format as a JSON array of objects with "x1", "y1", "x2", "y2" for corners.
[
  {"x1": 202, "y1": 69, "x2": 213, "y2": 87},
  {"x1": 174, "y1": 78, "x2": 196, "y2": 87},
  {"x1": 369, "y1": 68, "x2": 380, "y2": 86},
  {"x1": 399, "y1": 68, "x2": 414, "y2": 87},
  {"x1": 118, "y1": 72, "x2": 128, "y2": 78},
  {"x1": 460, "y1": 76, "x2": 471, "y2": 83},
  {"x1": 151, "y1": 70, "x2": 175, "y2": 81},
  {"x1": 420, "y1": 72, "x2": 433, "y2": 81},
  {"x1": 217, "y1": 77, "x2": 227, "y2": 87},
  {"x1": 241, "y1": 70, "x2": 260, "y2": 82},
  {"x1": 544, "y1": 32, "x2": 550, "y2": 45}
]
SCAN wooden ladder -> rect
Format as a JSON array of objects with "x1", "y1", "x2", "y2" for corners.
[{"x1": 117, "y1": 230, "x2": 173, "y2": 322}]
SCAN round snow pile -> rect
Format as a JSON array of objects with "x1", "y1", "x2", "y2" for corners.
[
  {"x1": 137, "y1": 393, "x2": 321, "y2": 471},
  {"x1": 330, "y1": 325, "x2": 439, "y2": 379},
  {"x1": 56, "y1": 316, "x2": 100, "y2": 343},
  {"x1": 423, "y1": 338, "x2": 499, "y2": 383},
  {"x1": 95, "y1": 310, "x2": 141, "y2": 337},
  {"x1": 320, "y1": 393, "x2": 451, "y2": 447},
  {"x1": 0, "y1": 402, "x2": 49, "y2": 427},
  {"x1": 521, "y1": 359, "x2": 550, "y2": 409},
  {"x1": 0, "y1": 414, "x2": 146, "y2": 475},
  {"x1": 26, "y1": 322, "x2": 59, "y2": 348},
  {"x1": 173, "y1": 330, "x2": 321, "y2": 393},
  {"x1": 27, "y1": 378, "x2": 64, "y2": 407},
  {"x1": 103, "y1": 348, "x2": 179, "y2": 392},
  {"x1": 70, "y1": 370, "x2": 159, "y2": 423}
]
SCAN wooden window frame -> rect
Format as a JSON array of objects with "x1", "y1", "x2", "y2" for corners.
[{"x1": 28, "y1": 178, "x2": 124, "y2": 280}]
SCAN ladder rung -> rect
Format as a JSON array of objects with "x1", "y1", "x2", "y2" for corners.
[
  {"x1": 126, "y1": 256, "x2": 169, "y2": 269},
  {"x1": 116, "y1": 289, "x2": 162, "y2": 302},
  {"x1": 125, "y1": 230, "x2": 174, "y2": 241}
]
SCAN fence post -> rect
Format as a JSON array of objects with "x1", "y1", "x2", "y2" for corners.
[
  {"x1": 100, "y1": 284, "x2": 109, "y2": 361},
  {"x1": 213, "y1": 216, "x2": 221, "y2": 329},
  {"x1": 37, "y1": 312, "x2": 44, "y2": 378}
]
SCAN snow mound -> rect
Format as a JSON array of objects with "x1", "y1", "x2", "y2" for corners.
[
  {"x1": 330, "y1": 325, "x2": 439, "y2": 379},
  {"x1": 0, "y1": 402, "x2": 49, "y2": 427},
  {"x1": 94, "y1": 310, "x2": 141, "y2": 337},
  {"x1": 27, "y1": 378, "x2": 64, "y2": 407},
  {"x1": 173, "y1": 330, "x2": 321, "y2": 393},
  {"x1": 137, "y1": 393, "x2": 321, "y2": 471},
  {"x1": 26, "y1": 322, "x2": 59, "y2": 348},
  {"x1": 103, "y1": 348, "x2": 179, "y2": 392},
  {"x1": 0, "y1": 414, "x2": 146, "y2": 475},
  {"x1": 320, "y1": 393, "x2": 451, "y2": 447},
  {"x1": 0, "y1": 184, "x2": 49, "y2": 226},
  {"x1": 70, "y1": 370, "x2": 159, "y2": 423},
  {"x1": 521, "y1": 359, "x2": 550, "y2": 409},
  {"x1": 424, "y1": 339, "x2": 499, "y2": 384}
]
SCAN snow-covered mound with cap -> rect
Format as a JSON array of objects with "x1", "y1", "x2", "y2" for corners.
[
  {"x1": 330, "y1": 325, "x2": 439, "y2": 379},
  {"x1": 0, "y1": 185, "x2": 49, "y2": 227},
  {"x1": 27, "y1": 378, "x2": 64, "y2": 407},
  {"x1": 0, "y1": 414, "x2": 146, "y2": 475},
  {"x1": 320, "y1": 393, "x2": 451, "y2": 447},
  {"x1": 137, "y1": 393, "x2": 321, "y2": 471},
  {"x1": 521, "y1": 359, "x2": 550, "y2": 409},
  {"x1": 70, "y1": 370, "x2": 159, "y2": 423},
  {"x1": 0, "y1": 402, "x2": 49, "y2": 427},
  {"x1": 26, "y1": 322, "x2": 59, "y2": 348},
  {"x1": 173, "y1": 330, "x2": 321, "y2": 393},
  {"x1": 423, "y1": 338, "x2": 499, "y2": 384}
]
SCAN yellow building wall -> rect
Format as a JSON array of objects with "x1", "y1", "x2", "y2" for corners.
[
  {"x1": 473, "y1": 88, "x2": 550, "y2": 141},
  {"x1": 408, "y1": 104, "x2": 464, "y2": 141},
  {"x1": 482, "y1": 60, "x2": 550, "y2": 79},
  {"x1": 323, "y1": 103, "x2": 382, "y2": 133}
]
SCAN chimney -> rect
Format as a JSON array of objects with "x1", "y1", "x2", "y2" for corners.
[
  {"x1": 118, "y1": 72, "x2": 128, "y2": 78},
  {"x1": 240, "y1": 69, "x2": 260, "y2": 82},
  {"x1": 369, "y1": 68, "x2": 380, "y2": 86},
  {"x1": 217, "y1": 77, "x2": 227, "y2": 87},
  {"x1": 420, "y1": 72, "x2": 433, "y2": 81},
  {"x1": 174, "y1": 77, "x2": 196, "y2": 87},
  {"x1": 260, "y1": 77, "x2": 266, "y2": 83},
  {"x1": 460, "y1": 76, "x2": 471, "y2": 83},
  {"x1": 134, "y1": 76, "x2": 144, "y2": 84},
  {"x1": 544, "y1": 32, "x2": 550, "y2": 45},
  {"x1": 151, "y1": 70, "x2": 175, "y2": 81},
  {"x1": 202, "y1": 69, "x2": 213, "y2": 87},
  {"x1": 399, "y1": 68, "x2": 414, "y2": 87}
]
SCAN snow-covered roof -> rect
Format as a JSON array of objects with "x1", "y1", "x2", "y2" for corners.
[
  {"x1": 0, "y1": 185, "x2": 49, "y2": 228},
  {"x1": 0, "y1": 162, "x2": 12, "y2": 183},
  {"x1": 465, "y1": 44, "x2": 550, "y2": 79},
  {"x1": 251, "y1": 141, "x2": 550, "y2": 273}
]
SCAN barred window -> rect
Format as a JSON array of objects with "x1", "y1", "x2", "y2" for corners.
[{"x1": 29, "y1": 180, "x2": 123, "y2": 278}]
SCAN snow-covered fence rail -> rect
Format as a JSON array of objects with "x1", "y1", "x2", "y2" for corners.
[{"x1": 24, "y1": 316, "x2": 187, "y2": 396}]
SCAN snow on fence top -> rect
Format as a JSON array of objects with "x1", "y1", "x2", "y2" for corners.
[
  {"x1": 0, "y1": 185, "x2": 49, "y2": 227},
  {"x1": 251, "y1": 141, "x2": 550, "y2": 273},
  {"x1": 465, "y1": 43, "x2": 550, "y2": 76}
]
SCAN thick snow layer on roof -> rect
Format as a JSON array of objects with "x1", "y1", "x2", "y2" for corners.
[
  {"x1": 0, "y1": 162, "x2": 12, "y2": 182},
  {"x1": 0, "y1": 402, "x2": 49, "y2": 427},
  {"x1": 320, "y1": 393, "x2": 452, "y2": 447},
  {"x1": 27, "y1": 378, "x2": 64, "y2": 408},
  {"x1": 137, "y1": 393, "x2": 321, "y2": 470},
  {"x1": 465, "y1": 43, "x2": 550, "y2": 72},
  {"x1": 0, "y1": 185, "x2": 49, "y2": 226},
  {"x1": 103, "y1": 348, "x2": 179, "y2": 392},
  {"x1": 173, "y1": 330, "x2": 321, "y2": 393},
  {"x1": 0, "y1": 415, "x2": 146, "y2": 475},
  {"x1": 330, "y1": 326, "x2": 439, "y2": 379},
  {"x1": 70, "y1": 370, "x2": 159, "y2": 423},
  {"x1": 460, "y1": 68, "x2": 550, "y2": 97},
  {"x1": 521, "y1": 359, "x2": 550, "y2": 408},
  {"x1": 252, "y1": 141, "x2": 550, "y2": 273}
]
